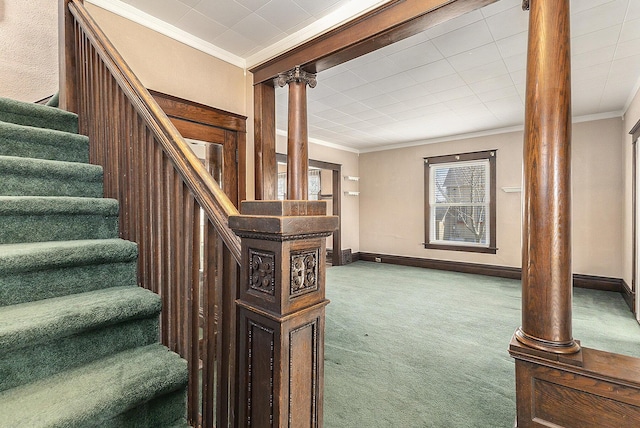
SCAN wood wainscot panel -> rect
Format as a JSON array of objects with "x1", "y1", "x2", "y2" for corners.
[{"x1": 510, "y1": 336, "x2": 640, "y2": 427}]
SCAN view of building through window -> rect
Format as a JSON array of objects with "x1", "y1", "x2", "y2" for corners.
[{"x1": 424, "y1": 150, "x2": 496, "y2": 254}]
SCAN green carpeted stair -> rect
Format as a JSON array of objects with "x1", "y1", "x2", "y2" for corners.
[{"x1": 0, "y1": 96, "x2": 189, "y2": 427}]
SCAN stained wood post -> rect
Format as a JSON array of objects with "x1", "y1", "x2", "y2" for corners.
[
  {"x1": 254, "y1": 83, "x2": 277, "y2": 200},
  {"x1": 515, "y1": 0, "x2": 579, "y2": 354},
  {"x1": 229, "y1": 200, "x2": 338, "y2": 427},
  {"x1": 58, "y1": 0, "x2": 80, "y2": 112},
  {"x1": 276, "y1": 67, "x2": 317, "y2": 200}
]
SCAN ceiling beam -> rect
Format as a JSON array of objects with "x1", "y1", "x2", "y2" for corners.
[{"x1": 249, "y1": 0, "x2": 499, "y2": 85}]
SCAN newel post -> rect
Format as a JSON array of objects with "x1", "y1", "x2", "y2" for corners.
[
  {"x1": 58, "y1": 0, "x2": 80, "y2": 112},
  {"x1": 229, "y1": 200, "x2": 338, "y2": 427}
]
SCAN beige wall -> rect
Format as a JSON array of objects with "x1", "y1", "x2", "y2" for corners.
[
  {"x1": 623, "y1": 88, "x2": 640, "y2": 287},
  {"x1": 359, "y1": 118, "x2": 624, "y2": 278},
  {"x1": 276, "y1": 135, "x2": 360, "y2": 253},
  {"x1": 0, "y1": 0, "x2": 58, "y2": 102}
]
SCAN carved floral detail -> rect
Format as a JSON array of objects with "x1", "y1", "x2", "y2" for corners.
[
  {"x1": 275, "y1": 66, "x2": 317, "y2": 88},
  {"x1": 249, "y1": 250, "x2": 275, "y2": 296},
  {"x1": 290, "y1": 249, "x2": 319, "y2": 297}
]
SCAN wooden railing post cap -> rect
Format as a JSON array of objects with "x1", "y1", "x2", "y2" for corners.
[{"x1": 229, "y1": 200, "x2": 339, "y2": 239}]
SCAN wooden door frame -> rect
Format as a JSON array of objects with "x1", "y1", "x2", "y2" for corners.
[
  {"x1": 150, "y1": 89, "x2": 247, "y2": 206},
  {"x1": 630, "y1": 119, "x2": 640, "y2": 316},
  {"x1": 250, "y1": 0, "x2": 498, "y2": 199},
  {"x1": 276, "y1": 153, "x2": 343, "y2": 266}
]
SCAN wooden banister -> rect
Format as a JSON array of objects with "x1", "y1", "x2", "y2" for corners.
[
  {"x1": 60, "y1": 1, "x2": 241, "y2": 426},
  {"x1": 67, "y1": 0, "x2": 241, "y2": 262}
]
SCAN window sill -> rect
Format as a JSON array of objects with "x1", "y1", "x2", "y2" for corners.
[{"x1": 423, "y1": 243, "x2": 497, "y2": 254}]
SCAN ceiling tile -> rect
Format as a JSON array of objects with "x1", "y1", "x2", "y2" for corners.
[
  {"x1": 177, "y1": 0, "x2": 199, "y2": 7},
  {"x1": 425, "y1": 9, "x2": 484, "y2": 39},
  {"x1": 458, "y1": 60, "x2": 509, "y2": 84},
  {"x1": 620, "y1": 18, "x2": 640, "y2": 43},
  {"x1": 448, "y1": 43, "x2": 502, "y2": 73},
  {"x1": 431, "y1": 20, "x2": 494, "y2": 57},
  {"x1": 570, "y1": 0, "x2": 617, "y2": 15},
  {"x1": 194, "y1": 0, "x2": 252, "y2": 27},
  {"x1": 125, "y1": 0, "x2": 190, "y2": 25},
  {"x1": 433, "y1": 85, "x2": 475, "y2": 103},
  {"x1": 293, "y1": 0, "x2": 344, "y2": 17},
  {"x1": 628, "y1": 0, "x2": 640, "y2": 20},
  {"x1": 322, "y1": 70, "x2": 368, "y2": 92},
  {"x1": 485, "y1": 4, "x2": 529, "y2": 41},
  {"x1": 212, "y1": 29, "x2": 256, "y2": 56},
  {"x1": 571, "y1": 0, "x2": 628, "y2": 38},
  {"x1": 233, "y1": 0, "x2": 269, "y2": 12},
  {"x1": 348, "y1": 57, "x2": 405, "y2": 83},
  {"x1": 469, "y1": 74, "x2": 515, "y2": 94},
  {"x1": 385, "y1": 41, "x2": 444, "y2": 71},
  {"x1": 614, "y1": 39, "x2": 640, "y2": 60},
  {"x1": 231, "y1": 13, "x2": 284, "y2": 44},
  {"x1": 572, "y1": 25, "x2": 621, "y2": 55},
  {"x1": 176, "y1": 10, "x2": 228, "y2": 42},
  {"x1": 475, "y1": 85, "x2": 519, "y2": 103},
  {"x1": 406, "y1": 59, "x2": 456, "y2": 83},
  {"x1": 257, "y1": 0, "x2": 313, "y2": 32},
  {"x1": 422, "y1": 74, "x2": 467, "y2": 94},
  {"x1": 495, "y1": 31, "x2": 528, "y2": 57},
  {"x1": 480, "y1": 0, "x2": 521, "y2": 18},
  {"x1": 572, "y1": 46, "x2": 615, "y2": 70},
  {"x1": 502, "y1": 53, "x2": 526, "y2": 73}
]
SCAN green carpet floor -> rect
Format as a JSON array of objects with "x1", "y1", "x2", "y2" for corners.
[
  {"x1": 0, "y1": 96, "x2": 189, "y2": 426},
  {"x1": 324, "y1": 261, "x2": 640, "y2": 427}
]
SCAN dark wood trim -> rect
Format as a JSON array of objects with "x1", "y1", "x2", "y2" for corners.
[
  {"x1": 622, "y1": 279, "x2": 636, "y2": 312},
  {"x1": 276, "y1": 153, "x2": 343, "y2": 266},
  {"x1": 249, "y1": 0, "x2": 499, "y2": 84},
  {"x1": 149, "y1": 89, "x2": 247, "y2": 207},
  {"x1": 630, "y1": 119, "x2": 640, "y2": 317},
  {"x1": 509, "y1": 337, "x2": 640, "y2": 427},
  {"x1": 149, "y1": 89, "x2": 246, "y2": 132},
  {"x1": 357, "y1": 252, "x2": 625, "y2": 293},
  {"x1": 424, "y1": 149, "x2": 497, "y2": 254},
  {"x1": 254, "y1": 83, "x2": 276, "y2": 200}
]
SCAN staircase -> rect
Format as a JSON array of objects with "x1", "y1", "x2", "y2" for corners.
[{"x1": 0, "y1": 96, "x2": 189, "y2": 427}]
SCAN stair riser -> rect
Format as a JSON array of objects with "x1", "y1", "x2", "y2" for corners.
[
  {"x1": 99, "y1": 389, "x2": 188, "y2": 428},
  {"x1": 0, "y1": 261, "x2": 137, "y2": 307},
  {"x1": 0, "y1": 172, "x2": 103, "y2": 198},
  {"x1": 0, "y1": 214, "x2": 119, "y2": 244},
  {"x1": 0, "y1": 128, "x2": 89, "y2": 163},
  {"x1": 0, "y1": 317, "x2": 159, "y2": 393},
  {"x1": 0, "y1": 98, "x2": 79, "y2": 134}
]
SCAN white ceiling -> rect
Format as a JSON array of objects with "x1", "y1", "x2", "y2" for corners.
[{"x1": 110, "y1": 0, "x2": 640, "y2": 152}]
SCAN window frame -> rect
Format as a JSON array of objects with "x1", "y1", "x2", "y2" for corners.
[{"x1": 424, "y1": 150, "x2": 497, "y2": 254}]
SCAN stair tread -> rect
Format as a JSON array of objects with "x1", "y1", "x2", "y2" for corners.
[
  {"x1": 0, "y1": 239, "x2": 137, "y2": 274},
  {"x1": 0, "y1": 286, "x2": 161, "y2": 353},
  {"x1": 0, "y1": 343, "x2": 188, "y2": 427},
  {"x1": 0, "y1": 155, "x2": 103, "y2": 197},
  {"x1": 0, "y1": 154, "x2": 102, "y2": 178},
  {"x1": 0, "y1": 97, "x2": 78, "y2": 134},
  {"x1": 0, "y1": 120, "x2": 89, "y2": 163},
  {"x1": 0, "y1": 195, "x2": 118, "y2": 215}
]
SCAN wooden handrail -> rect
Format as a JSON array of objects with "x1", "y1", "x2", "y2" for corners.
[
  {"x1": 60, "y1": 1, "x2": 242, "y2": 426},
  {"x1": 68, "y1": 0, "x2": 241, "y2": 262}
]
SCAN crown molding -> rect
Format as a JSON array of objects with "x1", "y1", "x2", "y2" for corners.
[
  {"x1": 86, "y1": 0, "x2": 246, "y2": 69},
  {"x1": 356, "y1": 111, "x2": 623, "y2": 154}
]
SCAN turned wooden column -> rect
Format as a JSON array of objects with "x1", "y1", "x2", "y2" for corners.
[
  {"x1": 276, "y1": 67, "x2": 317, "y2": 200},
  {"x1": 229, "y1": 200, "x2": 338, "y2": 427},
  {"x1": 515, "y1": 0, "x2": 579, "y2": 354}
]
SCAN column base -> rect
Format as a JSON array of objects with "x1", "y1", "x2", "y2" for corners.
[{"x1": 515, "y1": 327, "x2": 581, "y2": 354}]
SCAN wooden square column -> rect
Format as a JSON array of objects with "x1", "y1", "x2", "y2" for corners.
[{"x1": 229, "y1": 200, "x2": 338, "y2": 427}]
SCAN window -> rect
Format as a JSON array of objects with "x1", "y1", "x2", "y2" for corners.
[
  {"x1": 277, "y1": 168, "x2": 321, "y2": 200},
  {"x1": 424, "y1": 150, "x2": 497, "y2": 254}
]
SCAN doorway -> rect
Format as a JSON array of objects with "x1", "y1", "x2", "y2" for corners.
[{"x1": 276, "y1": 153, "x2": 343, "y2": 266}]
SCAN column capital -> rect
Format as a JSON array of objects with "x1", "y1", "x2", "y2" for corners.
[
  {"x1": 522, "y1": 0, "x2": 529, "y2": 11},
  {"x1": 275, "y1": 66, "x2": 317, "y2": 88}
]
